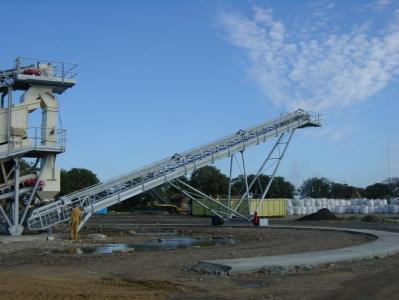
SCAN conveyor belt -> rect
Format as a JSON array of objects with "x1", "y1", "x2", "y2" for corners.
[{"x1": 27, "y1": 109, "x2": 320, "y2": 231}]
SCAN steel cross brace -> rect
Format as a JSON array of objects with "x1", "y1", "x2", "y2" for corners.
[
  {"x1": 169, "y1": 179, "x2": 249, "y2": 221},
  {"x1": 19, "y1": 156, "x2": 48, "y2": 227},
  {"x1": 225, "y1": 151, "x2": 252, "y2": 217},
  {"x1": 169, "y1": 182, "x2": 226, "y2": 220},
  {"x1": 227, "y1": 130, "x2": 295, "y2": 220},
  {"x1": 8, "y1": 156, "x2": 23, "y2": 236},
  {"x1": 0, "y1": 157, "x2": 48, "y2": 235},
  {"x1": 253, "y1": 130, "x2": 295, "y2": 213}
]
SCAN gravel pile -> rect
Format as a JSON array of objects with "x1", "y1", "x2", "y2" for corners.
[{"x1": 298, "y1": 208, "x2": 339, "y2": 221}]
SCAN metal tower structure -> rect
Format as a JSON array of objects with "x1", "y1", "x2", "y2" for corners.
[
  {"x1": 0, "y1": 58, "x2": 76, "y2": 236},
  {"x1": 27, "y1": 109, "x2": 320, "y2": 233}
]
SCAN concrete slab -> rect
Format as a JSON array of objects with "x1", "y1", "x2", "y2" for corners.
[{"x1": 198, "y1": 226, "x2": 399, "y2": 274}]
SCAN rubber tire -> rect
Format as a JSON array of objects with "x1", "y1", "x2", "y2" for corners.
[{"x1": 211, "y1": 216, "x2": 225, "y2": 226}]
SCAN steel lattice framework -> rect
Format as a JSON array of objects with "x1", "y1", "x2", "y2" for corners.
[{"x1": 0, "y1": 58, "x2": 76, "y2": 236}]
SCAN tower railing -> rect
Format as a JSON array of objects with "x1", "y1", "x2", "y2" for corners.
[
  {"x1": 14, "y1": 57, "x2": 78, "y2": 81},
  {"x1": 0, "y1": 127, "x2": 66, "y2": 159}
]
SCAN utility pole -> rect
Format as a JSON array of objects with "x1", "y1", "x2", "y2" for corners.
[{"x1": 387, "y1": 143, "x2": 391, "y2": 179}]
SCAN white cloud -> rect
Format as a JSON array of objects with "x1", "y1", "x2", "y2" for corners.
[
  {"x1": 373, "y1": 0, "x2": 392, "y2": 10},
  {"x1": 219, "y1": 6, "x2": 399, "y2": 112}
]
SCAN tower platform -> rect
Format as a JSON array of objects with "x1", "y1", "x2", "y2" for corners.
[{"x1": 0, "y1": 57, "x2": 76, "y2": 94}]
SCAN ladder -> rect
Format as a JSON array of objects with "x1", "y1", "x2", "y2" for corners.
[{"x1": 27, "y1": 109, "x2": 320, "y2": 231}]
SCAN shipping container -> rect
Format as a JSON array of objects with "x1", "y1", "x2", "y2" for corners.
[{"x1": 191, "y1": 198, "x2": 286, "y2": 217}]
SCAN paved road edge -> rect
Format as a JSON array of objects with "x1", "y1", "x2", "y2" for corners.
[{"x1": 198, "y1": 226, "x2": 399, "y2": 274}]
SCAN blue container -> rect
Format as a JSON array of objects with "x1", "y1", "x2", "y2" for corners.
[{"x1": 95, "y1": 208, "x2": 108, "y2": 215}]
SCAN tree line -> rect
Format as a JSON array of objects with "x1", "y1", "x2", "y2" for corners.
[
  {"x1": 59, "y1": 167, "x2": 399, "y2": 208},
  {"x1": 299, "y1": 177, "x2": 399, "y2": 199}
]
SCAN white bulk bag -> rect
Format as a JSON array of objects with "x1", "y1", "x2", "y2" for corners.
[
  {"x1": 286, "y1": 207, "x2": 294, "y2": 215},
  {"x1": 352, "y1": 206, "x2": 360, "y2": 214},
  {"x1": 294, "y1": 206, "x2": 301, "y2": 215},
  {"x1": 359, "y1": 205, "x2": 369, "y2": 214}
]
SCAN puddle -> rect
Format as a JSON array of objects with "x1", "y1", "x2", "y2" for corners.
[{"x1": 54, "y1": 237, "x2": 235, "y2": 255}]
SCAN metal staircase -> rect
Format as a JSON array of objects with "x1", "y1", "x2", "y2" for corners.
[{"x1": 27, "y1": 109, "x2": 320, "y2": 231}]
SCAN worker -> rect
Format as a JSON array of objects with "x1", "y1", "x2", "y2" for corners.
[
  {"x1": 70, "y1": 206, "x2": 82, "y2": 242},
  {"x1": 252, "y1": 211, "x2": 260, "y2": 226}
]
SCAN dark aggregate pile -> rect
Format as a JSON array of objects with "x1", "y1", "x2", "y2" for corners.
[{"x1": 297, "y1": 208, "x2": 339, "y2": 221}]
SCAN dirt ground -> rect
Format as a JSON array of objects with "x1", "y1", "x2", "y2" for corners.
[{"x1": 0, "y1": 214, "x2": 398, "y2": 300}]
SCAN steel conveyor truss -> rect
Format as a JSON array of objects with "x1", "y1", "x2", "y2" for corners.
[{"x1": 27, "y1": 109, "x2": 320, "y2": 231}]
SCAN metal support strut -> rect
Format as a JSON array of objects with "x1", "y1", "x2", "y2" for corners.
[
  {"x1": 169, "y1": 179, "x2": 249, "y2": 221},
  {"x1": 227, "y1": 130, "x2": 295, "y2": 221},
  {"x1": 253, "y1": 130, "x2": 295, "y2": 214},
  {"x1": 8, "y1": 157, "x2": 24, "y2": 235}
]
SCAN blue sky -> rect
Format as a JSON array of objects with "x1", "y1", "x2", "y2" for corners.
[{"x1": 2, "y1": 0, "x2": 398, "y2": 188}]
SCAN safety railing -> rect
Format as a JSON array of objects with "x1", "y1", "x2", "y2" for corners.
[
  {"x1": 14, "y1": 57, "x2": 78, "y2": 81},
  {"x1": 27, "y1": 127, "x2": 66, "y2": 149},
  {"x1": 0, "y1": 127, "x2": 66, "y2": 157},
  {"x1": 0, "y1": 70, "x2": 13, "y2": 88}
]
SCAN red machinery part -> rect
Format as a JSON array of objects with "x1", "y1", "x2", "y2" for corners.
[
  {"x1": 24, "y1": 178, "x2": 35, "y2": 186},
  {"x1": 22, "y1": 68, "x2": 42, "y2": 76},
  {"x1": 24, "y1": 179, "x2": 45, "y2": 187}
]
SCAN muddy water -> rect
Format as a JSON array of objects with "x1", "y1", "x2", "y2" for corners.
[{"x1": 55, "y1": 237, "x2": 236, "y2": 254}]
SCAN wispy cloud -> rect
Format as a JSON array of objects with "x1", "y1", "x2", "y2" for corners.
[
  {"x1": 309, "y1": 126, "x2": 355, "y2": 143},
  {"x1": 372, "y1": 0, "x2": 393, "y2": 10},
  {"x1": 219, "y1": 4, "x2": 399, "y2": 112}
]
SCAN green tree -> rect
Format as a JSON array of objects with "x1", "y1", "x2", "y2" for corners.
[
  {"x1": 110, "y1": 192, "x2": 155, "y2": 212},
  {"x1": 110, "y1": 176, "x2": 189, "y2": 212},
  {"x1": 60, "y1": 168, "x2": 100, "y2": 195},
  {"x1": 384, "y1": 177, "x2": 399, "y2": 198},
  {"x1": 330, "y1": 182, "x2": 361, "y2": 199},
  {"x1": 364, "y1": 182, "x2": 391, "y2": 199},
  {"x1": 190, "y1": 166, "x2": 229, "y2": 197},
  {"x1": 269, "y1": 176, "x2": 296, "y2": 198},
  {"x1": 230, "y1": 176, "x2": 245, "y2": 196},
  {"x1": 300, "y1": 177, "x2": 331, "y2": 198},
  {"x1": 20, "y1": 159, "x2": 33, "y2": 175},
  {"x1": 230, "y1": 174, "x2": 295, "y2": 198}
]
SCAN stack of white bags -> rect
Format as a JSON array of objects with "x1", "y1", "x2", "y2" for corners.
[{"x1": 286, "y1": 198, "x2": 399, "y2": 216}]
